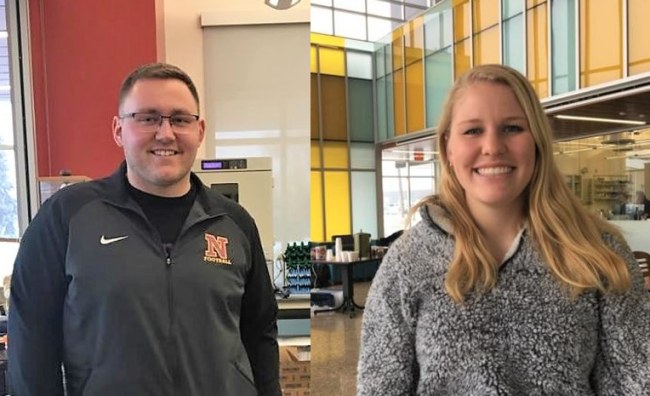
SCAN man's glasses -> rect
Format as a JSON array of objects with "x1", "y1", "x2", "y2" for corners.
[{"x1": 119, "y1": 112, "x2": 200, "y2": 134}]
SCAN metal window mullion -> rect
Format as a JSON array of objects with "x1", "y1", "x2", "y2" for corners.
[
  {"x1": 548, "y1": 0, "x2": 553, "y2": 96},
  {"x1": 344, "y1": 49, "x2": 354, "y2": 234},
  {"x1": 469, "y1": 0, "x2": 474, "y2": 67},
  {"x1": 575, "y1": 0, "x2": 580, "y2": 89},
  {"x1": 523, "y1": 2, "x2": 528, "y2": 78},
  {"x1": 315, "y1": 4, "x2": 406, "y2": 24},
  {"x1": 7, "y1": 0, "x2": 38, "y2": 231},
  {"x1": 451, "y1": 3, "x2": 456, "y2": 81},
  {"x1": 422, "y1": 18, "x2": 428, "y2": 130},
  {"x1": 499, "y1": 0, "x2": 503, "y2": 64},
  {"x1": 402, "y1": 34, "x2": 407, "y2": 136},
  {"x1": 316, "y1": 45, "x2": 327, "y2": 242},
  {"x1": 376, "y1": 144, "x2": 385, "y2": 237},
  {"x1": 623, "y1": 0, "x2": 628, "y2": 78}
]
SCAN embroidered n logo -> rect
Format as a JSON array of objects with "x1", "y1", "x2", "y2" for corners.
[{"x1": 204, "y1": 233, "x2": 232, "y2": 265}]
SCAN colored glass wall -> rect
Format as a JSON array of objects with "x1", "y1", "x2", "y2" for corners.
[
  {"x1": 311, "y1": 34, "x2": 378, "y2": 242},
  {"x1": 372, "y1": 0, "x2": 650, "y2": 143}
]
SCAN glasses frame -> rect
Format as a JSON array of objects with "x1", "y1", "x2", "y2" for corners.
[{"x1": 119, "y1": 112, "x2": 200, "y2": 134}]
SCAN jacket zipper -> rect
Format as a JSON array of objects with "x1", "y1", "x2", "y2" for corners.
[{"x1": 164, "y1": 244, "x2": 181, "y2": 392}]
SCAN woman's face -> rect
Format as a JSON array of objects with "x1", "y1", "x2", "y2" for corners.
[{"x1": 446, "y1": 81, "x2": 536, "y2": 216}]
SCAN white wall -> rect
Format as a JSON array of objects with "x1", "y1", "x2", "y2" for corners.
[
  {"x1": 163, "y1": 0, "x2": 309, "y2": 159},
  {"x1": 163, "y1": 1, "x2": 310, "y2": 255},
  {"x1": 203, "y1": 23, "x2": 310, "y2": 252}
]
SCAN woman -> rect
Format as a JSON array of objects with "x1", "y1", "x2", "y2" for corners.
[{"x1": 357, "y1": 65, "x2": 650, "y2": 395}]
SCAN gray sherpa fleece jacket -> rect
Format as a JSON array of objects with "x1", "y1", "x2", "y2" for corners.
[{"x1": 358, "y1": 204, "x2": 650, "y2": 396}]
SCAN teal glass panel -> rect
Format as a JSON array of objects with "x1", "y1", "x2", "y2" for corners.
[
  {"x1": 348, "y1": 51, "x2": 373, "y2": 80},
  {"x1": 376, "y1": 46, "x2": 386, "y2": 78},
  {"x1": 425, "y1": 47, "x2": 452, "y2": 129},
  {"x1": 387, "y1": 72, "x2": 395, "y2": 138},
  {"x1": 551, "y1": 0, "x2": 576, "y2": 94},
  {"x1": 351, "y1": 143, "x2": 376, "y2": 169},
  {"x1": 424, "y1": 5, "x2": 453, "y2": 55},
  {"x1": 503, "y1": 14, "x2": 526, "y2": 75},
  {"x1": 502, "y1": 0, "x2": 524, "y2": 19},
  {"x1": 377, "y1": 76, "x2": 388, "y2": 141},
  {"x1": 351, "y1": 171, "x2": 378, "y2": 238},
  {"x1": 348, "y1": 78, "x2": 374, "y2": 142}
]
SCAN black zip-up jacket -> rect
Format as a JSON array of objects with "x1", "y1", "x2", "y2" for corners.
[{"x1": 9, "y1": 163, "x2": 281, "y2": 396}]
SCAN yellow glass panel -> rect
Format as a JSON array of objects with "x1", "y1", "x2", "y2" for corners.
[
  {"x1": 473, "y1": 26, "x2": 500, "y2": 66},
  {"x1": 311, "y1": 140, "x2": 321, "y2": 169},
  {"x1": 319, "y1": 47, "x2": 345, "y2": 77},
  {"x1": 324, "y1": 171, "x2": 351, "y2": 241},
  {"x1": 393, "y1": 30, "x2": 404, "y2": 72},
  {"x1": 311, "y1": 171, "x2": 324, "y2": 243},
  {"x1": 311, "y1": 74, "x2": 319, "y2": 140},
  {"x1": 321, "y1": 75, "x2": 347, "y2": 141},
  {"x1": 527, "y1": 0, "x2": 546, "y2": 9},
  {"x1": 311, "y1": 33, "x2": 346, "y2": 47},
  {"x1": 454, "y1": 0, "x2": 471, "y2": 42},
  {"x1": 580, "y1": 0, "x2": 623, "y2": 87},
  {"x1": 394, "y1": 69, "x2": 405, "y2": 136},
  {"x1": 473, "y1": 0, "x2": 499, "y2": 33},
  {"x1": 323, "y1": 141, "x2": 349, "y2": 169},
  {"x1": 527, "y1": 3, "x2": 548, "y2": 98},
  {"x1": 629, "y1": 0, "x2": 650, "y2": 75},
  {"x1": 404, "y1": 17, "x2": 424, "y2": 67},
  {"x1": 406, "y1": 61, "x2": 425, "y2": 133},
  {"x1": 454, "y1": 38, "x2": 471, "y2": 79},
  {"x1": 311, "y1": 45, "x2": 318, "y2": 73}
]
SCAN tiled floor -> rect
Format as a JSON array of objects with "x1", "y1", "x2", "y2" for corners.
[{"x1": 311, "y1": 281, "x2": 372, "y2": 396}]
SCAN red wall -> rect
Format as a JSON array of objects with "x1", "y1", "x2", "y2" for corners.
[{"x1": 29, "y1": 0, "x2": 162, "y2": 179}]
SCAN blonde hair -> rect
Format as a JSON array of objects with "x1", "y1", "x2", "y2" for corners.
[{"x1": 412, "y1": 64, "x2": 630, "y2": 302}]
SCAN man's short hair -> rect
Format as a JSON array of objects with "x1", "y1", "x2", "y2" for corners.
[{"x1": 118, "y1": 63, "x2": 200, "y2": 111}]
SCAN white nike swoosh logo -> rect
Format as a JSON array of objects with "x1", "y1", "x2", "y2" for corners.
[{"x1": 100, "y1": 235, "x2": 129, "y2": 245}]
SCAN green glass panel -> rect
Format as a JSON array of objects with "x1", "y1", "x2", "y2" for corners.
[
  {"x1": 551, "y1": 0, "x2": 576, "y2": 94},
  {"x1": 387, "y1": 72, "x2": 395, "y2": 138},
  {"x1": 503, "y1": 0, "x2": 524, "y2": 19},
  {"x1": 348, "y1": 51, "x2": 373, "y2": 80},
  {"x1": 425, "y1": 47, "x2": 452, "y2": 129},
  {"x1": 424, "y1": 5, "x2": 452, "y2": 55},
  {"x1": 351, "y1": 171, "x2": 378, "y2": 238},
  {"x1": 503, "y1": 14, "x2": 526, "y2": 75},
  {"x1": 376, "y1": 46, "x2": 386, "y2": 78},
  {"x1": 351, "y1": 143, "x2": 376, "y2": 169},
  {"x1": 377, "y1": 76, "x2": 388, "y2": 141},
  {"x1": 348, "y1": 78, "x2": 374, "y2": 143}
]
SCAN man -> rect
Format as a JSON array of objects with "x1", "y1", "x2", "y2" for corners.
[
  {"x1": 636, "y1": 191, "x2": 650, "y2": 220},
  {"x1": 9, "y1": 63, "x2": 281, "y2": 396}
]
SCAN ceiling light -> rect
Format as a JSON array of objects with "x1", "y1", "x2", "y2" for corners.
[
  {"x1": 0, "y1": 86, "x2": 10, "y2": 92},
  {"x1": 265, "y1": 0, "x2": 301, "y2": 10},
  {"x1": 555, "y1": 115, "x2": 646, "y2": 126},
  {"x1": 0, "y1": 32, "x2": 7, "y2": 39}
]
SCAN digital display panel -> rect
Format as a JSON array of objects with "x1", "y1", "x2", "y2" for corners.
[{"x1": 201, "y1": 160, "x2": 224, "y2": 170}]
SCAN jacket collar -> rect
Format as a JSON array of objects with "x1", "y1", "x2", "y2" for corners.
[{"x1": 419, "y1": 199, "x2": 527, "y2": 264}]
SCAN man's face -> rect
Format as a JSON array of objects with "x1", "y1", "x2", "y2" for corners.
[{"x1": 112, "y1": 78, "x2": 205, "y2": 197}]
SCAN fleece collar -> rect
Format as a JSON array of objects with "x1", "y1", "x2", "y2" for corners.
[{"x1": 420, "y1": 202, "x2": 527, "y2": 265}]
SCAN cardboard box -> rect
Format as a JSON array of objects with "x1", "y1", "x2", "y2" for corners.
[
  {"x1": 280, "y1": 346, "x2": 310, "y2": 395},
  {"x1": 283, "y1": 388, "x2": 310, "y2": 396}
]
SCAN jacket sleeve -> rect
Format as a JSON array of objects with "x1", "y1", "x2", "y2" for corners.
[
  {"x1": 592, "y1": 235, "x2": 650, "y2": 395},
  {"x1": 239, "y1": 221, "x2": 281, "y2": 396},
  {"x1": 8, "y1": 198, "x2": 68, "y2": 396},
  {"x1": 357, "y1": 243, "x2": 417, "y2": 396}
]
